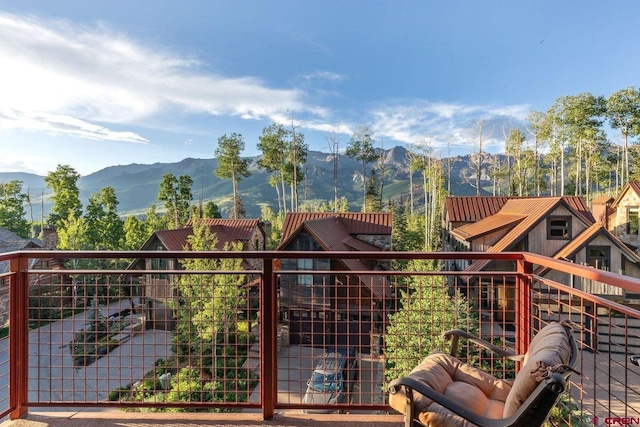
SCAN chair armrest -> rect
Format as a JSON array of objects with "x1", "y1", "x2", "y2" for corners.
[
  {"x1": 389, "y1": 374, "x2": 568, "y2": 427},
  {"x1": 443, "y1": 329, "x2": 525, "y2": 362},
  {"x1": 389, "y1": 377, "x2": 509, "y2": 427}
]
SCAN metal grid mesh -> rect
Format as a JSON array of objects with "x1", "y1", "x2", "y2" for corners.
[
  {"x1": 0, "y1": 251, "x2": 638, "y2": 423},
  {"x1": 26, "y1": 265, "x2": 261, "y2": 411},
  {"x1": 530, "y1": 275, "x2": 640, "y2": 426}
]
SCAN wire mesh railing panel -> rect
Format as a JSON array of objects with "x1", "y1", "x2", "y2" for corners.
[
  {"x1": 532, "y1": 276, "x2": 640, "y2": 426},
  {"x1": 26, "y1": 264, "x2": 261, "y2": 412},
  {"x1": 6, "y1": 250, "x2": 640, "y2": 423},
  {"x1": 276, "y1": 265, "x2": 521, "y2": 413}
]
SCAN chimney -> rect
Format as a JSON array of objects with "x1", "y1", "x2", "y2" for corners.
[
  {"x1": 41, "y1": 224, "x2": 59, "y2": 250},
  {"x1": 591, "y1": 197, "x2": 614, "y2": 229}
]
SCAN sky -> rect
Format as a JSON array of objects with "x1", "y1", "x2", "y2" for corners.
[{"x1": 1, "y1": 1, "x2": 639, "y2": 176}]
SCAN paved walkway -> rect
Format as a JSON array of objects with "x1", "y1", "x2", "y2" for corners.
[{"x1": 0, "y1": 300, "x2": 173, "y2": 407}]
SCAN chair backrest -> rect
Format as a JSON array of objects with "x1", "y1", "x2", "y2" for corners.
[{"x1": 503, "y1": 322, "x2": 576, "y2": 417}]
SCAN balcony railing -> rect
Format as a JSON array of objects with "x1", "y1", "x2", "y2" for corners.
[{"x1": 0, "y1": 250, "x2": 639, "y2": 426}]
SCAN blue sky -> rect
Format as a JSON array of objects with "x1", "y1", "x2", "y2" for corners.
[{"x1": 1, "y1": 1, "x2": 639, "y2": 175}]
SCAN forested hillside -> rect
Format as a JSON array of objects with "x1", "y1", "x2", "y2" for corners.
[{"x1": 0, "y1": 146, "x2": 485, "y2": 220}]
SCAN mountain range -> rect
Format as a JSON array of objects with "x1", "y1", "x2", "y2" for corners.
[{"x1": 0, "y1": 146, "x2": 482, "y2": 220}]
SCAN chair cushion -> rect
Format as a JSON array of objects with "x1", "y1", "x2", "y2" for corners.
[
  {"x1": 502, "y1": 322, "x2": 572, "y2": 417},
  {"x1": 389, "y1": 352, "x2": 511, "y2": 427}
]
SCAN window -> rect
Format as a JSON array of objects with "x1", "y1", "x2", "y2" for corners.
[
  {"x1": 628, "y1": 206, "x2": 639, "y2": 235},
  {"x1": 298, "y1": 258, "x2": 313, "y2": 286},
  {"x1": 547, "y1": 216, "x2": 572, "y2": 240},
  {"x1": 586, "y1": 246, "x2": 610, "y2": 271},
  {"x1": 151, "y1": 245, "x2": 168, "y2": 279}
]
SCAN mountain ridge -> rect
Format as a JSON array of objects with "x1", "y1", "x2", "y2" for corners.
[{"x1": 0, "y1": 146, "x2": 482, "y2": 219}]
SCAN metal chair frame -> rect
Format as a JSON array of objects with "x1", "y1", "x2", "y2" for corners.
[{"x1": 389, "y1": 324, "x2": 579, "y2": 427}]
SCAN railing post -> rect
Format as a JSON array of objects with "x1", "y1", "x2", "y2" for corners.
[
  {"x1": 9, "y1": 255, "x2": 29, "y2": 419},
  {"x1": 260, "y1": 258, "x2": 276, "y2": 419},
  {"x1": 516, "y1": 257, "x2": 532, "y2": 357}
]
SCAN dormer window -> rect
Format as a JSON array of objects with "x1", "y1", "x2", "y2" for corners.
[
  {"x1": 547, "y1": 216, "x2": 571, "y2": 240},
  {"x1": 587, "y1": 246, "x2": 610, "y2": 271}
]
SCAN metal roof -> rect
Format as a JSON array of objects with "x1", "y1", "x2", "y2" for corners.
[
  {"x1": 280, "y1": 212, "x2": 392, "y2": 245},
  {"x1": 186, "y1": 218, "x2": 263, "y2": 241},
  {"x1": 463, "y1": 197, "x2": 596, "y2": 273},
  {"x1": 450, "y1": 214, "x2": 526, "y2": 241},
  {"x1": 444, "y1": 197, "x2": 511, "y2": 223},
  {"x1": 445, "y1": 196, "x2": 594, "y2": 225},
  {"x1": 150, "y1": 219, "x2": 262, "y2": 251},
  {"x1": 277, "y1": 214, "x2": 391, "y2": 300}
]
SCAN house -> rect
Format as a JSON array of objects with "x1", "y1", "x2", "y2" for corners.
[
  {"x1": 129, "y1": 218, "x2": 266, "y2": 329},
  {"x1": 442, "y1": 196, "x2": 512, "y2": 250},
  {"x1": 443, "y1": 196, "x2": 594, "y2": 271},
  {"x1": 275, "y1": 212, "x2": 393, "y2": 350},
  {"x1": 542, "y1": 223, "x2": 640, "y2": 301},
  {"x1": 447, "y1": 197, "x2": 640, "y2": 322},
  {"x1": 0, "y1": 227, "x2": 67, "y2": 327},
  {"x1": 607, "y1": 181, "x2": 640, "y2": 251}
]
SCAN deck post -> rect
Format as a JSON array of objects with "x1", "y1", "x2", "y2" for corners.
[
  {"x1": 9, "y1": 255, "x2": 29, "y2": 419},
  {"x1": 260, "y1": 258, "x2": 276, "y2": 419},
  {"x1": 516, "y1": 257, "x2": 532, "y2": 357}
]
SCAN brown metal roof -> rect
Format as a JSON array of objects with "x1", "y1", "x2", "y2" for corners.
[
  {"x1": 591, "y1": 196, "x2": 614, "y2": 204},
  {"x1": 463, "y1": 197, "x2": 596, "y2": 273},
  {"x1": 445, "y1": 196, "x2": 595, "y2": 225},
  {"x1": 154, "y1": 226, "x2": 234, "y2": 251},
  {"x1": 152, "y1": 219, "x2": 261, "y2": 251},
  {"x1": 186, "y1": 218, "x2": 263, "y2": 241},
  {"x1": 277, "y1": 214, "x2": 391, "y2": 300},
  {"x1": 280, "y1": 212, "x2": 392, "y2": 245},
  {"x1": 444, "y1": 197, "x2": 511, "y2": 223},
  {"x1": 545, "y1": 224, "x2": 640, "y2": 274},
  {"x1": 450, "y1": 214, "x2": 526, "y2": 241}
]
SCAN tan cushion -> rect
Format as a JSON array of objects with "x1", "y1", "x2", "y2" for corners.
[
  {"x1": 502, "y1": 322, "x2": 572, "y2": 417},
  {"x1": 389, "y1": 352, "x2": 511, "y2": 426}
]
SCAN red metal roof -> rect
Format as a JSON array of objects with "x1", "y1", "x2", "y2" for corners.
[
  {"x1": 450, "y1": 214, "x2": 525, "y2": 241},
  {"x1": 445, "y1": 196, "x2": 594, "y2": 225},
  {"x1": 280, "y1": 212, "x2": 392, "y2": 245},
  {"x1": 152, "y1": 219, "x2": 262, "y2": 251},
  {"x1": 444, "y1": 197, "x2": 511, "y2": 223},
  {"x1": 186, "y1": 218, "x2": 262, "y2": 241},
  {"x1": 463, "y1": 197, "x2": 596, "y2": 273}
]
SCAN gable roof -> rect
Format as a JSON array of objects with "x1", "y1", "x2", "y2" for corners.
[
  {"x1": 611, "y1": 181, "x2": 640, "y2": 208},
  {"x1": 551, "y1": 223, "x2": 640, "y2": 264},
  {"x1": 144, "y1": 219, "x2": 262, "y2": 251},
  {"x1": 450, "y1": 213, "x2": 526, "y2": 241},
  {"x1": 444, "y1": 196, "x2": 594, "y2": 225},
  {"x1": 462, "y1": 197, "x2": 596, "y2": 273},
  {"x1": 279, "y1": 212, "x2": 392, "y2": 249},
  {"x1": 277, "y1": 212, "x2": 392, "y2": 300},
  {"x1": 591, "y1": 196, "x2": 614, "y2": 205},
  {"x1": 0, "y1": 227, "x2": 41, "y2": 253},
  {"x1": 444, "y1": 196, "x2": 511, "y2": 223},
  {"x1": 185, "y1": 218, "x2": 263, "y2": 241}
]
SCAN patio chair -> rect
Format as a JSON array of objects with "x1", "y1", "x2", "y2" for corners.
[{"x1": 388, "y1": 321, "x2": 578, "y2": 427}]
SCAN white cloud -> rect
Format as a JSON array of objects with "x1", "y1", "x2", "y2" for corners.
[
  {"x1": 299, "y1": 71, "x2": 347, "y2": 83},
  {"x1": 364, "y1": 100, "x2": 530, "y2": 154},
  {"x1": 0, "y1": 12, "x2": 308, "y2": 143}
]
